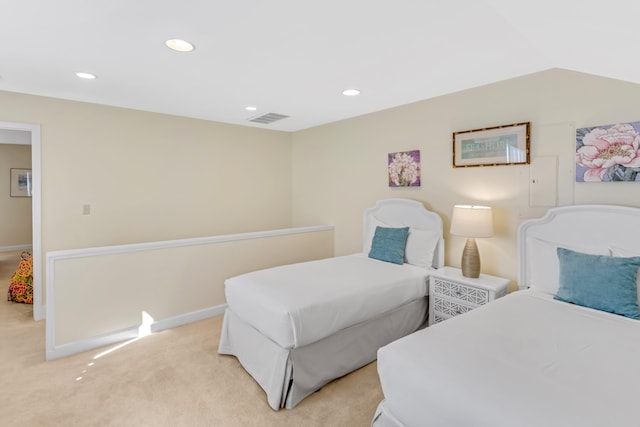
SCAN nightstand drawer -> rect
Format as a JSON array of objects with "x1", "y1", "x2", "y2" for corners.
[
  {"x1": 432, "y1": 278, "x2": 489, "y2": 305},
  {"x1": 428, "y1": 267, "x2": 510, "y2": 326},
  {"x1": 433, "y1": 296, "x2": 475, "y2": 318}
]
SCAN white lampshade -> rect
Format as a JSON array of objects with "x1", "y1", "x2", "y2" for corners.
[{"x1": 450, "y1": 205, "x2": 493, "y2": 238}]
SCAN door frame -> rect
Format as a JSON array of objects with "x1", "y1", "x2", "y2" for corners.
[{"x1": 1, "y1": 121, "x2": 42, "y2": 320}]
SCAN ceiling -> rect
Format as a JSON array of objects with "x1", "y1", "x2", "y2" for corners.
[{"x1": 2, "y1": 0, "x2": 639, "y2": 132}]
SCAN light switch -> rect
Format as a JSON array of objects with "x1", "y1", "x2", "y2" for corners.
[
  {"x1": 530, "y1": 157, "x2": 557, "y2": 207},
  {"x1": 82, "y1": 204, "x2": 91, "y2": 215}
]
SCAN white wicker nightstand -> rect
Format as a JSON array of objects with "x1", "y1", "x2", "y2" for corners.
[{"x1": 428, "y1": 266, "x2": 509, "y2": 325}]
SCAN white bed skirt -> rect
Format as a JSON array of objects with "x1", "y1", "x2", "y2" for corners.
[{"x1": 219, "y1": 297, "x2": 427, "y2": 410}]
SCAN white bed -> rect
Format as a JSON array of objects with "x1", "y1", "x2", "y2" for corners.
[
  {"x1": 218, "y1": 198, "x2": 444, "y2": 410},
  {"x1": 373, "y1": 204, "x2": 640, "y2": 427}
]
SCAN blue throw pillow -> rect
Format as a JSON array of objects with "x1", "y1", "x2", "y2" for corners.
[
  {"x1": 554, "y1": 247, "x2": 640, "y2": 320},
  {"x1": 368, "y1": 226, "x2": 410, "y2": 265}
]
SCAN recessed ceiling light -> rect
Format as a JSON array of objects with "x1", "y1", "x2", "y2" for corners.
[
  {"x1": 165, "y1": 39, "x2": 194, "y2": 52},
  {"x1": 342, "y1": 89, "x2": 361, "y2": 96},
  {"x1": 76, "y1": 72, "x2": 97, "y2": 80},
  {"x1": 245, "y1": 106, "x2": 257, "y2": 111}
]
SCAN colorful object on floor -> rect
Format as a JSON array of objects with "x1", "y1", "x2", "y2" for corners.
[{"x1": 7, "y1": 251, "x2": 33, "y2": 304}]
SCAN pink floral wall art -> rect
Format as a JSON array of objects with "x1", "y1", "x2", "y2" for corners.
[
  {"x1": 388, "y1": 150, "x2": 421, "y2": 187},
  {"x1": 576, "y1": 121, "x2": 640, "y2": 182}
]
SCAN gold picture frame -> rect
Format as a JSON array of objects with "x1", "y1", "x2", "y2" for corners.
[{"x1": 453, "y1": 122, "x2": 530, "y2": 167}]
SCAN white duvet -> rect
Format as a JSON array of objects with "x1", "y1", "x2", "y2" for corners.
[
  {"x1": 224, "y1": 253, "x2": 428, "y2": 349},
  {"x1": 377, "y1": 290, "x2": 640, "y2": 427}
]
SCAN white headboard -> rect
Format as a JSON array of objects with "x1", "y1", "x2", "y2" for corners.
[
  {"x1": 363, "y1": 198, "x2": 444, "y2": 268},
  {"x1": 517, "y1": 204, "x2": 640, "y2": 290}
]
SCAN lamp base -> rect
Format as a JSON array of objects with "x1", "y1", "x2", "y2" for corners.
[{"x1": 461, "y1": 238, "x2": 480, "y2": 278}]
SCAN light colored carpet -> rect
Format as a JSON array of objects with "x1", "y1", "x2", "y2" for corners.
[{"x1": 0, "y1": 254, "x2": 383, "y2": 427}]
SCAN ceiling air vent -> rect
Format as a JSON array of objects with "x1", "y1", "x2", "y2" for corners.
[{"x1": 249, "y1": 112, "x2": 289, "y2": 124}]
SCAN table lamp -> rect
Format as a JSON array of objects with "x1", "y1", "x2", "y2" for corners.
[{"x1": 450, "y1": 205, "x2": 493, "y2": 278}]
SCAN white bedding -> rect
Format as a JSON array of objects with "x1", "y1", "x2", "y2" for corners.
[
  {"x1": 225, "y1": 253, "x2": 429, "y2": 349},
  {"x1": 376, "y1": 290, "x2": 640, "y2": 427}
]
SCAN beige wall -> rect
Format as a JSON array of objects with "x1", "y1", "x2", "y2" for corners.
[
  {"x1": 0, "y1": 90, "x2": 293, "y2": 255},
  {"x1": 5, "y1": 67, "x2": 640, "y2": 317},
  {"x1": 291, "y1": 69, "x2": 640, "y2": 290},
  {"x1": 0, "y1": 142, "x2": 32, "y2": 246}
]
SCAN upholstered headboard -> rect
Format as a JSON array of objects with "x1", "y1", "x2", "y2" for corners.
[
  {"x1": 517, "y1": 204, "x2": 640, "y2": 290},
  {"x1": 363, "y1": 198, "x2": 444, "y2": 269}
]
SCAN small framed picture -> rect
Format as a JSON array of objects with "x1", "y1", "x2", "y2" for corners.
[
  {"x1": 453, "y1": 122, "x2": 530, "y2": 167},
  {"x1": 10, "y1": 168, "x2": 32, "y2": 197},
  {"x1": 388, "y1": 150, "x2": 421, "y2": 187}
]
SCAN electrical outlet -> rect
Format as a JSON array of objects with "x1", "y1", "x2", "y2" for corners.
[{"x1": 82, "y1": 204, "x2": 91, "y2": 215}]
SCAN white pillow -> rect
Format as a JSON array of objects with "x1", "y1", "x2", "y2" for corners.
[
  {"x1": 527, "y1": 237, "x2": 611, "y2": 295},
  {"x1": 405, "y1": 228, "x2": 440, "y2": 268},
  {"x1": 363, "y1": 216, "x2": 439, "y2": 268},
  {"x1": 611, "y1": 246, "x2": 640, "y2": 308},
  {"x1": 611, "y1": 246, "x2": 640, "y2": 258}
]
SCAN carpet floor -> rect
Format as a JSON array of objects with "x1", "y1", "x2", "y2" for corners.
[{"x1": 0, "y1": 251, "x2": 383, "y2": 426}]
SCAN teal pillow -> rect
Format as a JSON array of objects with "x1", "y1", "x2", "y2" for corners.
[
  {"x1": 368, "y1": 226, "x2": 410, "y2": 265},
  {"x1": 554, "y1": 247, "x2": 640, "y2": 320}
]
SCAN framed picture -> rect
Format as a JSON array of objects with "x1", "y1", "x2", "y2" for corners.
[
  {"x1": 388, "y1": 150, "x2": 421, "y2": 187},
  {"x1": 10, "y1": 168, "x2": 32, "y2": 197},
  {"x1": 453, "y1": 122, "x2": 530, "y2": 167},
  {"x1": 576, "y1": 121, "x2": 640, "y2": 182}
]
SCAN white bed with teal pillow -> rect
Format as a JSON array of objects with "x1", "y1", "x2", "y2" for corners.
[
  {"x1": 373, "y1": 204, "x2": 640, "y2": 427},
  {"x1": 218, "y1": 199, "x2": 444, "y2": 410}
]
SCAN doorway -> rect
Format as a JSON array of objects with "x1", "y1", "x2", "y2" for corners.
[{"x1": 0, "y1": 121, "x2": 42, "y2": 320}]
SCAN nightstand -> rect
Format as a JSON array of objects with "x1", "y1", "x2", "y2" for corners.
[{"x1": 428, "y1": 266, "x2": 509, "y2": 325}]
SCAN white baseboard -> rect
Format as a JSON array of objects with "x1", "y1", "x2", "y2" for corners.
[
  {"x1": 0, "y1": 244, "x2": 32, "y2": 252},
  {"x1": 46, "y1": 304, "x2": 227, "y2": 360},
  {"x1": 150, "y1": 305, "x2": 226, "y2": 333}
]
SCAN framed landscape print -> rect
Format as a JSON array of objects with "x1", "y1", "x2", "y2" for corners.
[{"x1": 453, "y1": 122, "x2": 530, "y2": 167}]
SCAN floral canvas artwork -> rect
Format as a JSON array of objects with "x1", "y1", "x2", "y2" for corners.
[
  {"x1": 576, "y1": 122, "x2": 640, "y2": 182},
  {"x1": 388, "y1": 150, "x2": 420, "y2": 187}
]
